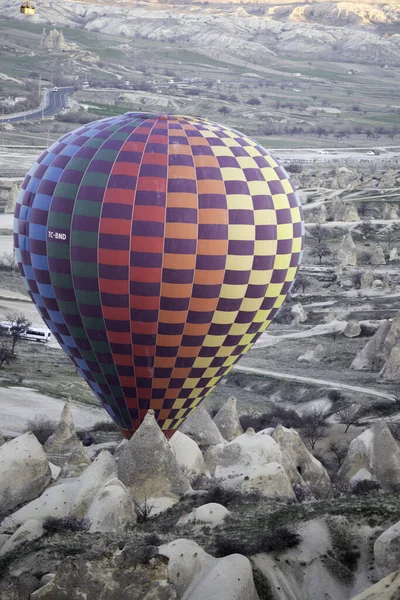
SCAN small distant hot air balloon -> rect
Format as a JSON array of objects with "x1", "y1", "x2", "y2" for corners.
[{"x1": 14, "y1": 113, "x2": 304, "y2": 439}]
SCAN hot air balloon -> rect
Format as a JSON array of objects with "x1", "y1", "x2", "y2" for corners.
[{"x1": 14, "y1": 113, "x2": 304, "y2": 439}]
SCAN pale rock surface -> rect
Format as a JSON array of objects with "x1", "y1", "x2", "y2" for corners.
[
  {"x1": 0, "y1": 519, "x2": 44, "y2": 557},
  {"x1": 5, "y1": 181, "x2": 19, "y2": 214},
  {"x1": 298, "y1": 343, "x2": 325, "y2": 363},
  {"x1": 160, "y1": 538, "x2": 259, "y2": 600},
  {"x1": 30, "y1": 545, "x2": 176, "y2": 600},
  {"x1": 291, "y1": 302, "x2": 307, "y2": 325},
  {"x1": 382, "y1": 312, "x2": 400, "y2": 357},
  {"x1": 213, "y1": 396, "x2": 243, "y2": 441},
  {"x1": 350, "y1": 571, "x2": 400, "y2": 600},
  {"x1": 382, "y1": 203, "x2": 398, "y2": 220},
  {"x1": 183, "y1": 553, "x2": 259, "y2": 600},
  {"x1": 71, "y1": 450, "x2": 117, "y2": 518},
  {"x1": 203, "y1": 443, "x2": 226, "y2": 477},
  {"x1": 338, "y1": 428, "x2": 375, "y2": 483},
  {"x1": 180, "y1": 407, "x2": 225, "y2": 446},
  {"x1": 334, "y1": 201, "x2": 359, "y2": 222},
  {"x1": 339, "y1": 421, "x2": 400, "y2": 490},
  {"x1": 0, "y1": 432, "x2": 5, "y2": 447},
  {"x1": 44, "y1": 399, "x2": 91, "y2": 470},
  {"x1": 159, "y1": 539, "x2": 213, "y2": 598},
  {"x1": 343, "y1": 320, "x2": 361, "y2": 338},
  {"x1": 272, "y1": 425, "x2": 331, "y2": 497},
  {"x1": 239, "y1": 462, "x2": 296, "y2": 500},
  {"x1": 369, "y1": 245, "x2": 386, "y2": 265},
  {"x1": 0, "y1": 481, "x2": 79, "y2": 530},
  {"x1": 350, "y1": 468, "x2": 374, "y2": 483},
  {"x1": 360, "y1": 269, "x2": 374, "y2": 289},
  {"x1": 389, "y1": 247, "x2": 398, "y2": 262},
  {"x1": 0, "y1": 432, "x2": 51, "y2": 514},
  {"x1": 170, "y1": 432, "x2": 209, "y2": 480},
  {"x1": 214, "y1": 428, "x2": 284, "y2": 479},
  {"x1": 337, "y1": 233, "x2": 357, "y2": 267},
  {"x1": 374, "y1": 519, "x2": 400, "y2": 576},
  {"x1": 118, "y1": 411, "x2": 190, "y2": 504},
  {"x1": 59, "y1": 444, "x2": 92, "y2": 478},
  {"x1": 177, "y1": 503, "x2": 230, "y2": 528},
  {"x1": 86, "y1": 478, "x2": 136, "y2": 533},
  {"x1": 113, "y1": 438, "x2": 128, "y2": 460},
  {"x1": 49, "y1": 462, "x2": 61, "y2": 480},
  {"x1": 372, "y1": 278, "x2": 383, "y2": 288},
  {"x1": 380, "y1": 345, "x2": 400, "y2": 382},
  {"x1": 350, "y1": 320, "x2": 391, "y2": 371}
]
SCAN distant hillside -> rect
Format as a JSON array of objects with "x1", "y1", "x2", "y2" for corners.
[{"x1": 1, "y1": 0, "x2": 400, "y2": 66}]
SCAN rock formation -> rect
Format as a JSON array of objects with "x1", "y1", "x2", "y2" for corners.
[
  {"x1": 272, "y1": 425, "x2": 331, "y2": 497},
  {"x1": 370, "y1": 245, "x2": 386, "y2": 265},
  {"x1": 338, "y1": 420, "x2": 400, "y2": 490},
  {"x1": 334, "y1": 201, "x2": 359, "y2": 222},
  {"x1": 71, "y1": 450, "x2": 117, "y2": 518},
  {"x1": 374, "y1": 519, "x2": 400, "y2": 576},
  {"x1": 0, "y1": 519, "x2": 44, "y2": 558},
  {"x1": 382, "y1": 203, "x2": 398, "y2": 220},
  {"x1": 337, "y1": 233, "x2": 357, "y2": 267},
  {"x1": 360, "y1": 269, "x2": 374, "y2": 289},
  {"x1": 170, "y1": 432, "x2": 209, "y2": 479},
  {"x1": 177, "y1": 503, "x2": 230, "y2": 528},
  {"x1": 350, "y1": 571, "x2": 400, "y2": 600},
  {"x1": 214, "y1": 428, "x2": 284, "y2": 480},
  {"x1": 40, "y1": 28, "x2": 69, "y2": 52},
  {"x1": 379, "y1": 312, "x2": 400, "y2": 381},
  {"x1": 180, "y1": 407, "x2": 225, "y2": 446},
  {"x1": 291, "y1": 302, "x2": 307, "y2": 325},
  {"x1": 213, "y1": 396, "x2": 243, "y2": 441},
  {"x1": 343, "y1": 320, "x2": 361, "y2": 338},
  {"x1": 298, "y1": 344, "x2": 325, "y2": 363},
  {"x1": 117, "y1": 411, "x2": 190, "y2": 504},
  {"x1": 389, "y1": 247, "x2": 398, "y2": 262},
  {"x1": 30, "y1": 545, "x2": 176, "y2": 600},
  {"x1": 350, "y1": 320, "x2": 391, "y2": 371},
  {"x1": 159, "y1": 539, "x2": 260, "y2": 600},
  {"x1": 44, "y1": 399, "x2": 91, "y2": 471},
  {"x1": 86, "y1": 478, "x2": 136, "y2": 533},
  {"x1": 0, "y1": 432, "x2": 51, "y2": 514},
  {"x1": 5, "y1": 182, "x2": 19, "y2": 214}
]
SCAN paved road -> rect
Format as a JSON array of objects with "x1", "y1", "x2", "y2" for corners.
[
  {"x1": 0, "y1": 87, "x2": 74, "y2": 123},
  {"x1": 233, "y1": 364, "x2": 395, "y2": 402}
]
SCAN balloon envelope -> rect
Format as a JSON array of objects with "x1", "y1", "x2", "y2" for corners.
[{"x1": 14, "y1": 113, "x2": 304, "y2": 438}]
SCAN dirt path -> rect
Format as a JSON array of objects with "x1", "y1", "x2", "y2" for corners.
[
  {"x1": 0, "y1": 386, "x2": 108, "y2": 437},
  {"x1": 233, "y1": 364, "x2": 395, "y2": 402}
]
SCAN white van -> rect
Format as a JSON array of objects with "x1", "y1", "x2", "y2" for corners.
[
  {"x1": 21, "y1": 328, "x2": 52, "y2": 343},
  {"x1": 0, "y1": 321, "x2": 51, "y2": 343}
]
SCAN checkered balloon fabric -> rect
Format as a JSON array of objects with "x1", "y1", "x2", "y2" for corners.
[{"x1": 14, "y1": 113, "x2": 304, "y2": 438}]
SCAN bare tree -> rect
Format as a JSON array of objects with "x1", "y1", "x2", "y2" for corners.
[
  {"x1": 328, "y1": 441, "x2": 348, "y2": 468},
  {"x1": 310, "y1": 244, "x2": 332, "y2": 265},
  {"x1": 301, "y1": 407, "x2": 328, "y2": 450},
  {"x1": 5, "y1": 312, "x2": 31, "y2": 354},
  {"x1": 0, "y1": 342, "x2": 14, "y2": 367},
  {"x1": 309, "y1": 224, "x2": 331, "y2": 245},
  {"x1": 337, "y1": 404, "x2": 360, "y2": 433}
]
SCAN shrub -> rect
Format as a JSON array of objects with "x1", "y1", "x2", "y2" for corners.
[
  {"x1": 203, "y1": 485, "x2": 261, "y2": 507},
  {"x1": 25, "y1": 416, "x2": 56, "y2": 444},
  {"x1": 258, "y1": 527, "x2": 301, "y2": 554},
  {"x1": 285, "y1": 163, "x2": 302, "y2": 174},
  {"x1": 91, "y1": 421, "x2": 119, "y2": 432},
  {"x1": 351, "y1": 480, "x2": 380, "y2": 495},
  {"x1": 214, "y1": 526, "x2": 301, "y2": 557},
  {"x1": 43, "y1": 516, "x2": 90, "y2": 534}
]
